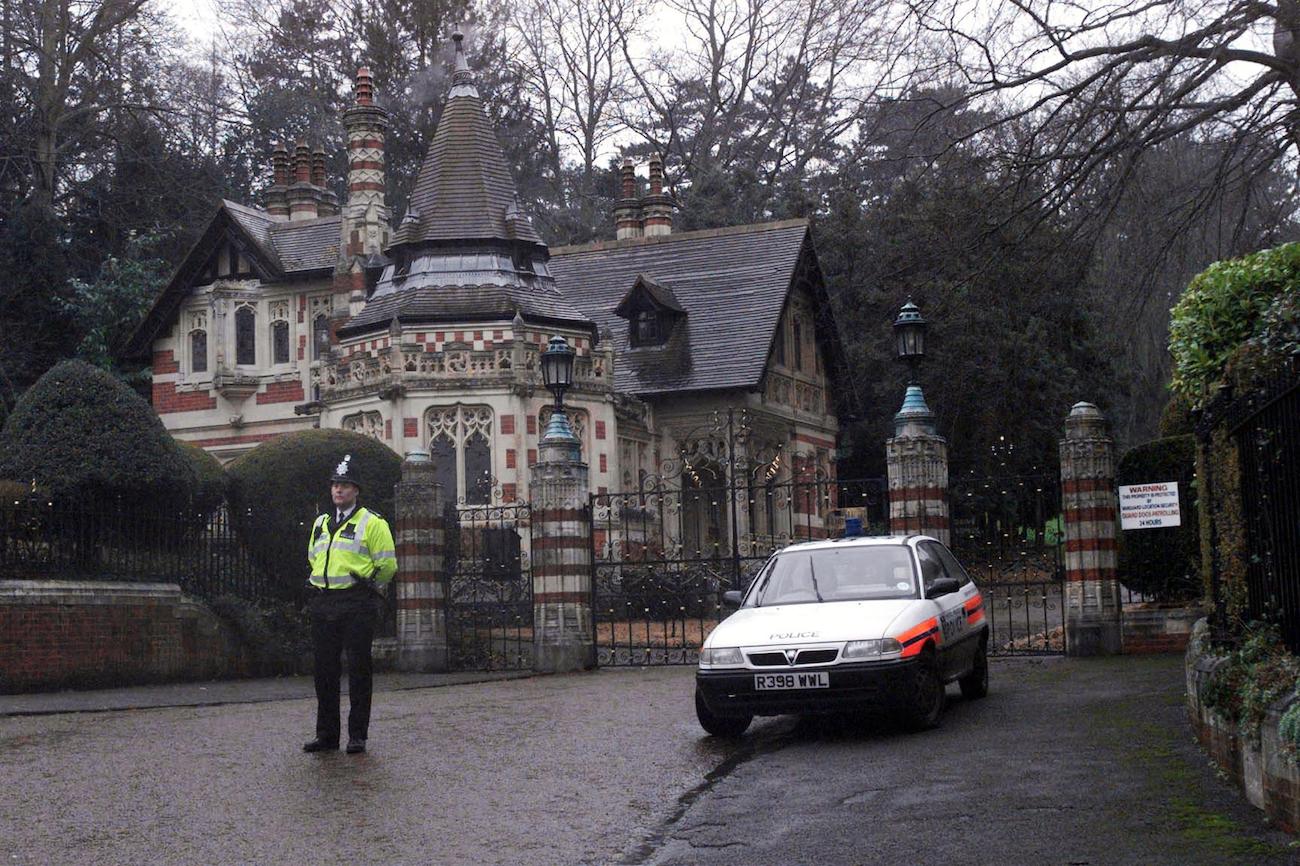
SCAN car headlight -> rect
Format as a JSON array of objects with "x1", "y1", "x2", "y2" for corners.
[
  {"x1": 699, "y1": 647, "x2": 745, "y2": 667},
  {"x1": 842, "y1": 638, "x2": 903, "y2": 659}
]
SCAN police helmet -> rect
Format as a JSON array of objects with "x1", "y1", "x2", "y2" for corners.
[{"x1": 330, "y1": 453, "x2": 362, "y2": 490}]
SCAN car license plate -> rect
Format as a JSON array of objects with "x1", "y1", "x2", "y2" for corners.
[{"x1": 753, "y1": 672, "x2": 830, "y2": 690}]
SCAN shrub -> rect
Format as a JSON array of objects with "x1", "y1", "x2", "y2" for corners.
[
  {"x1": 207, "y1": 595, "x2": 313, "y2": 676},
  {"x1": 225, "y1": 429, "x2": 401, "y2": 594},
  {"x1": 1202, "y1": 624, "x2": 1300, "y2": 736},
  {"x1": 1157, "y1": 391, "x2": 1194, "y2": 438},
  {"x1": 177, "y1": 441, "x2": 227, "y2": 516},
  {"x1": 1116, "y1": 435, "x2": 1200, "y2": 602},
  {"x1": 1169, "y1": 242, "x2": 1300, "y2": 408},
  {"x1": 0, "y1": 359, "x2": 196, "y2": 508}
]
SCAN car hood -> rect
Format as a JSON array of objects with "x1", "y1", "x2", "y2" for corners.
[{"x1": 706, "y1": 599, "x2": 926, "y2": 648}]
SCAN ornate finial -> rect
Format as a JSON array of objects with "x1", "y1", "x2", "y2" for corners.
[{"x1": 449, "y1": 25, "x2": 478, "y2": 96}]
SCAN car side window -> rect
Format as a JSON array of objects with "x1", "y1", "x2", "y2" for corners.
[
  {"x1": 931, "y1": 543, "x2": 972, "y2": 586},
  {"x1": 915, "y1": 543, "x2": 945, "y2": 592}
]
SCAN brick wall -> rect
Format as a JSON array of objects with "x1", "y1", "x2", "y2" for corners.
[
  {"x1": 1122, "y1": 605, "x2": 1202, "y2": 654},
  {"x1": 152, "y1": 382, "x2": 217, "y2": 414},
  {"x1": 0, "y1": 581, "x2": 246, "y2": 693},
  {"x1": 255, "y1": 380, "x2": 305, "y2": 405}
]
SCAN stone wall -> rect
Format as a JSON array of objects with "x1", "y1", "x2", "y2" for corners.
[
  {"x1": 0, "y1": 581, "x2": 245, "y2": 693},
  {"x1": 1186, "y1": 618, "x2": 1300, "y2": 833},
  {"x1": 1122, "y1": 604, "x2": 1203, "y2": 654}
]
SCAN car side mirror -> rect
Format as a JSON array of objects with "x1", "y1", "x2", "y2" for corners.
[
  {"x1": 926, "y1": 576, "x2": 960, "y2": 599},
  {"x1": 722, "y1": 590, "x2": 743, "y2": 608}
]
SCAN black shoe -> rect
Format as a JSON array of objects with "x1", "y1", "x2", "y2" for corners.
[
  {"x1": 303, "y1": 739, "x2": 339, "y2": 753},
  {"x1": 345, "y1": 738, "x2": 366, "y2": 754}
]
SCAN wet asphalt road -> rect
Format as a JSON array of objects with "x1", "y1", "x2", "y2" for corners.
[{"x1": 2, "y1": 656, "x2": 1297, "y2": 866}]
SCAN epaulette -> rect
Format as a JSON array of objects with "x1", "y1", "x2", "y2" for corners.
[{"x1": 365, "y1": 508, "x2": 385, "y2": 520}]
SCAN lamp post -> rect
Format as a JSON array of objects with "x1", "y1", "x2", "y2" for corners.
[
  {"x1": 540, "y1": 335, "x2": 579, "y2": 446},
  {"x1": 892, "y1": 299, "x2": 926, "y2": 384}
]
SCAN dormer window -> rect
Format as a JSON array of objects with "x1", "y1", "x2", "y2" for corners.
[
  {"x1": 632, "y1": 311, "x2": 667, "y2": 347},
  {"x1": 614, "y1": 273, "x2": 686, "y2": 350}
]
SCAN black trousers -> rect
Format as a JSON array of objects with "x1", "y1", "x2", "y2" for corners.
[{"x1": 309, "y1": 587, "x2": 379, "y2": 743}]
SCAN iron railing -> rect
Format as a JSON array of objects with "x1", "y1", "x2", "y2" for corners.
[
  {"x1": 1208, "y1": 365, "x2": 1300, "y2": 651},
  {"x1": 0, "y1": 498, "x2": 281, "y2": 602}
]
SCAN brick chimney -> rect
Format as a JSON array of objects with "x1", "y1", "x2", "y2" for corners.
[
  {"x1": 312, "y1": 144, "x2": 339, "y2": 216},
  {"x1": 266, "y1": 141, "x2": 291, "y2": 220},
  {"x1": 340, "y1": 66, "x2": 390, "y2": 257},
  {"x1": 642, "y1": 155, "x2": 673, "y2": 236},
  {"x1": 289, "y1": 139, "x2": 319, "y2": 221},
  {"x1": 613, "y1": 158, "x2": 643, "y2": 240}
]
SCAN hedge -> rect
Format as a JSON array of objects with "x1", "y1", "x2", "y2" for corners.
[
  {"x1": 0, "y1": 359, "x2": 195, "y2": 508},
  {"x1": 1116, "y1": 435, "x2": 1200, "y2": 603},
  {"x1": 226, "y1": 429, "x2": 402, "y2": 593}
]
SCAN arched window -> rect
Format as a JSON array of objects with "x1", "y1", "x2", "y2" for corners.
[
  {"x1": 773, "y1": 321, "x2": 785, "y2": 366},
  {"x1": 235, "y1": 305, "x2": 256, "y2": 366},
  {"x1": 190, "y1": 330, "x2": 208, "y2": 373},
  {"x1": 313, "y1": 314, "x2": 330, "y2": 360},
  {"x1": 271, "y1": 320, "x2": 290, "y2": 365},
  {"x1": 425, "y1": 406, "x2": 495, "y2": 505}
]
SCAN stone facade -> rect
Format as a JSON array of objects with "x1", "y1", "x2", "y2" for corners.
[{"x1": 886, "y1": 386, "x2": 950, "y2": 545}]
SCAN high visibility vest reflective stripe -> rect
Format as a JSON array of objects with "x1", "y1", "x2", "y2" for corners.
[{"x1": 307, "y1": 507, "x2": 398, "y2": 589}]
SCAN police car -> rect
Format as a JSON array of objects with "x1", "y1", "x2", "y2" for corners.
[{"x1": 694, "y1": 534, "x2": 988, "y2": 736}]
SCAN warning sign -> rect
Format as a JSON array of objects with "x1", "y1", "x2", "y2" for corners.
[{"x1": 1119, "y1": 482, "x2": 1181, "y2": 530}]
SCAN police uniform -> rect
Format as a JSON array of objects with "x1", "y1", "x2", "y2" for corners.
[{"x1": 303, "y1": 454, "x2": 397, "y2": 754}]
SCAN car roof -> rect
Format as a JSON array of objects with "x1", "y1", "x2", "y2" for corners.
[{"x1": 776, "y1": 534, "x2": 938, "y2": 554}]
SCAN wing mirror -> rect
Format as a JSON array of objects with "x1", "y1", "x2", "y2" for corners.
[
  {"x1": 722, "y1": 590, "x2": 744, "y2": 608},
  {"x1": 925, "y1": 576, "x2": 961, "y2": 599}
]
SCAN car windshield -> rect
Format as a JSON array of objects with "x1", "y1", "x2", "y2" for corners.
[{"x1": 746, "y1": 545, "x2": 918, "y2": 607}]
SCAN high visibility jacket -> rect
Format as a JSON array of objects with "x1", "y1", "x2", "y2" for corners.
[{"x1": 308, "y1": 506, "x2": 398, "y2": 589}]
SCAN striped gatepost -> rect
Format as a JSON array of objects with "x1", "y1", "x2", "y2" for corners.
[
  {"x1": 393, "y1": 449, "x2": 448, "y2": 671},
  {"x1": 886, "y1": 385, "x2": 951, "y2": 546},
  {"x1": 1059, "y1": 402, "x2": 1122, "y2": 656}
]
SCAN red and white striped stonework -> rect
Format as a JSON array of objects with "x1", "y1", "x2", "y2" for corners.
[
  {"x1": 341, "y1": 67, "x2": 389, "y2": 258},
  {"x1": 1059, "y1": 402, "x2": 1122, "y2": 656},
  {"x1": 530, "y1": 446, "x2": 595, "y2": 671},
  {"x1": 886, "y1": 435, "x2": 950, "y2": 546},
  {"x1": 393, "y1": 451, "x2": 448, "y2": 671}
]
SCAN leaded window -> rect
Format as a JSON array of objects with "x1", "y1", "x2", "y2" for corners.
[
  {"x1": 190, "y1": 330, "x2": 208, "y2": 373},
  {"x1": 313, "y1": 314, "x2": 330, "y2": 360},
  {"x1": 792, "y1": 318, "x2": 803, "y2": 372},
  {"x1": 235, "y1": 304, "x2": 256, "y2": 365},
  {"x1": 425, "y1": 406, "x2": 495, "y2": 505},
  {"x1": 272, "y1": 320, "x2": 290, "y2": 365}
]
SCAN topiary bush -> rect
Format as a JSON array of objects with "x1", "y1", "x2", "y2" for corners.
[
  {"x1": 176, "y1": 441, "x2": 227, "y2": 517},
  {"x1": 225, "y1": 429, "x2": 402, "y2": 595},
  {"x1": 1116, "y1": 435, "x2": 1201, "y2": 603},
  {"x1": 0, "y1": 359, "x2": 196, "y2": 508}
]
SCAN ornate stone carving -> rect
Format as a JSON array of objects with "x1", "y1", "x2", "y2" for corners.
[{"x1": 342, "y1": 410, "x2": 384, "y2": 440}]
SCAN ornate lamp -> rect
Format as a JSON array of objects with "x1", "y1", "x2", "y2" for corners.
[
  {"x1": 541, "y1": 335, "x2": 575, "y2": 410},
  {"x1": 893, "y1": 300, "x2": 926, "y2": 383},
  {"x1": 540, "y1": 335, "x2": 579, "y2": 446}
]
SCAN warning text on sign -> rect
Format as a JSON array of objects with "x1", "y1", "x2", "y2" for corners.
[{"x1": 1119, "y1": 482, "x2": 1181, "y2": 530}]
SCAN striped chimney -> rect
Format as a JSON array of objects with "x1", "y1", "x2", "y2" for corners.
[
  {"x1": 613, "y1": 158, "x2": 643, "y2": 240},
  {"x1": 642, "y1": 155, "x2": 673, "y2": 236},
  {"x1": 341, "y1": 66, "x2": 390, "y2": 255},
  {"x1": 266, "y1": 141, "x2": 291, "y2": 220},
  {"x1": 289, "y1": 139, "x2": 318, "y2": 221}
]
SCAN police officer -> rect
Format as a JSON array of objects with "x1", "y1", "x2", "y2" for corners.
[{"x1": 302, "y1": 454, "x2": 398, "y2": 755}]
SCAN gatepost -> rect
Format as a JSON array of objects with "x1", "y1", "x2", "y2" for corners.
[
  {"x1": 1060, "y1": 402, "x2": 1122, "y2": 656},
  {"x1": 393, "y1": 449, "x2": 448, "y2": 671},
  {"x1": 530, "y1": 411, "x2": 596, "y2": 672},
  {"x1": 886, "y1": 385, "x2": 951, "y2": 545}
]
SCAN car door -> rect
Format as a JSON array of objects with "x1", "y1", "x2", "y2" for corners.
[{"x1": 917, "y1": 540, "x2": 971, "y2": 679}]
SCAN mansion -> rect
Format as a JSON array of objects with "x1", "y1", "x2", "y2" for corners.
[{"x1": 127, "y1": 35, "x2": 848, "y2": 523}]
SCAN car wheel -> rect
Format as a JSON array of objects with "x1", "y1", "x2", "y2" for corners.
[
  {"x1": 959, "y1": 640, "x2": 989, "y2": 700},
  {"x1": 903, "y1": 654, "x2": 945, "y2": 731},
  {"x1": 695, "y1": 688, "x2": 752, "y2": 738}
]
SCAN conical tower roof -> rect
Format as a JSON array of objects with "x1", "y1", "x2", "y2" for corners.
[{"x1": 389, "y1": 30, "x2": 543, "y2": 249}]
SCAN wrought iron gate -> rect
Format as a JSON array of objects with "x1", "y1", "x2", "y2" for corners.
[
  {"x1": 949, "y1": 472, "x2": 1066, "y2": 656},
  {"x1": 444, "y1": 501, "x2": 535, "y2": 670},
  {"x1": 590, "y1": 475, "x2": 888, "y2": 666}
]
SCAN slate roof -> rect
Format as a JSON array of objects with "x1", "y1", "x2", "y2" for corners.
[
  {"x1": 389, "y1": 42, "x2": 543, "y2": 250},
  {"x1": 269, "y1": 216, "x2": 341, "y2": 272},
  {"x1": 340, "y1": 279, "x2": 592, "y2": 335},
  {"x1": 549, "y1": 220, "x2": 813, "y2": 396}
]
